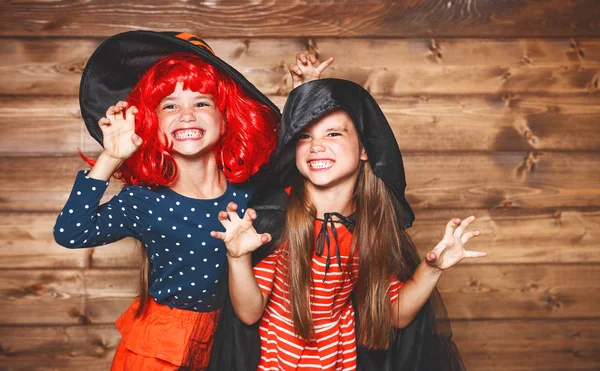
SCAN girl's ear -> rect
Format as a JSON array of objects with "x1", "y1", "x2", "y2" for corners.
[
  {"x1": 360, "y1": 146, "x2": 368, "y2": 161},
  {"x1": 220, "y1": 115, "x2": 227, "y2": 135}
]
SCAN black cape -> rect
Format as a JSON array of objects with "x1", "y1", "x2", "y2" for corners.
[{"x1": 203, "y1": 79, "x2": 465, "y2": 371}]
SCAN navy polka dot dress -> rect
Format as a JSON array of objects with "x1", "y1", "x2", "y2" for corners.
[{"x1": 54, "y1": 170, "x2": 253, "y2": 312}]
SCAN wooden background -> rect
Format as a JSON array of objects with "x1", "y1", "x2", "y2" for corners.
[{"x1": 1, "y1": 0, "x2": 600, "y2": 370}]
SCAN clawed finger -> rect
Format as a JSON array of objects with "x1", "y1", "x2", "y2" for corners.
[
  {"x1": 427, "y1": 242, "x2": 447, "y2": 264},
  {"x1": 210, "y1": 231, "x2": 226, "y2": 241},
  {"x1": 288, "y1": 63, "x2": 303, "y2": 77},
  {"x1": 217, "y1": 210, "x2": 229, "y2": 222},
  {"x1": 226, "y1": 202, "x2": 241, "y2": 221},
  {"x1": 426, "y1": 251, "x2": 438, "y2": 263},
  {"x1": 105, "y1": 105, "x2": 125, "y2": 122},
  {"x1": 464, "y1": 250, "x2": 487, "y2": 258},
  {"x1": 296, "y1": 53, "x2": 308, "y2": 65},
  {"x1": 461, "y1": 230, "x2": 481, "y2": 245},
  {"x1": 444, "y1": 218, "x2": 461, "y2": 237},
  {"x1": 454, "y1": 216, "x2": 476, "y2": 237},
  {"x1": 317, "y1": 57, "x2": 334, "y2": 72},
  {"x1": 259, "y1": 233, "x2": 272, "y2": 244},
  {"x1": 242, "y1": 208, "x2": 257, "y2": 222},
  {"x1": 98, "y1": 117, "x2": 111, "y2": 128},
  {"x1": 125, "y1": 105, "x2": 138, "y2": 123}
]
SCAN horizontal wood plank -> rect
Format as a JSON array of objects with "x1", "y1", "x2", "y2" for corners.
[
  {"x1": 1, "y1": 320, "x2": 599, "y2": 370},
  {"x1": 2, "y1": 209, "x2": 600, "y2": 269},
  {"x1": 455, "y1": 319, "x2": 600, "y2": 370},
  {"x1": 1, "y1": 265, "x2": 599, "y2": 325},
  {"x1": 410, "y1": 208, "x2": 600, "y2": 264},
  {"x1": 0, "y1": 269, "x2": 136, "y2": 325},
  {"x1": 0, "y1": 211, "x2": 138, "y2": 269},
  {"x1": 403, "y1": 151, "x2": 600, "y2": 210},
  {"x1": 1, "y1": 153, "x2": 598, "y2": 211},
  {"x1": 0, "y1": 325, "x2": 118, "y2": 369},
  {"x1": 2, "y1": 38, "x2": 600, "y2": 97},
  {"x1": 2, "y1": 0, "x2": 599, "y2": 38},
  {"x1": 2, "y1": 95, "x2": 600, "y2": 156},
  {"x1": 438, "y1": 264, "x2": 600, "y2": 320},
  {"x1": 453, "y1": 318, "x2": 600, "y2": 354},
  {"x1": 0, "y1": 38, "x2": 298, "y2": 97}
]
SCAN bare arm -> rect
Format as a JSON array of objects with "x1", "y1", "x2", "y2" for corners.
[
  {"x1": 392, "y1": 216, "x2": 486, "y2": 328},
  {"x1": 392, "y1": 261, "x2": 442, "y2": 328},
  {"x1": 211, "y1": 202, "x2": 272, "y2": 325},
  {"x1": 227, "y1": 254, "x2": 270, "y2": 324}
]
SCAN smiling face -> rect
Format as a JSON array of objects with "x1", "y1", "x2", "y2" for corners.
[
  {"x1": 155, "y1": 81, "x2": 224, "y2": 158},
  {"x1": 295, "y1": 110, "x2": 368, "y2": 191}
]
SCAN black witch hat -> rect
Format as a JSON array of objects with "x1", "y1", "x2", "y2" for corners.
[
  {"x1": 79, "y1": 30, "x2": 280, "y2": 146},
  {"x1": 261, "y1": 78, "x2": 415, "y2": 229}
]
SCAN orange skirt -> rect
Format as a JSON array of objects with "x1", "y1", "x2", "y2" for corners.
[{"x1": 111, "y1": 298, "x2": 218, "y2": 371}]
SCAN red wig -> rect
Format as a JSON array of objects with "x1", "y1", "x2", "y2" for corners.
[{"x1": 84, "y1": 52, "x2": 278, "y2": 186}]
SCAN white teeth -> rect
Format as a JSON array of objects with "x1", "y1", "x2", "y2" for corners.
[
  {"x1": 308, "y1": 160, "x2": 334, "y2": 169},
  {"x1": 173, "y1": 129, "x2": 203, "y2": 139}
]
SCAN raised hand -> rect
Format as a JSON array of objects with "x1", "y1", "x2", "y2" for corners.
[
  {"x1": 98, "y1": 101, "x2": 142, "y2": 160},
  {"x1": 288, "y1": 53, "x2": 334, "y2": 89},
  {"x1": 210, "y1": 202, "x2": 272, "y2": 258},
  {"x1": 426, "y1": 216, "x2": 486, "y2": 270}
]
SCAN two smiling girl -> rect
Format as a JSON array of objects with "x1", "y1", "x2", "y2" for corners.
[{"x1": 55, "y1": 31, "x2": 483, "y2": 371}]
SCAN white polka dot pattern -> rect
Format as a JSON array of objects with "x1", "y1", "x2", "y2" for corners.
[{"x1": 53, "y1": 170, "x2": 255, "y2": 312}]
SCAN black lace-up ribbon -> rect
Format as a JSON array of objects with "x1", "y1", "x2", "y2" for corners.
[{"x1": 315, "y1": 212, "x2": 355, "y2": 281}]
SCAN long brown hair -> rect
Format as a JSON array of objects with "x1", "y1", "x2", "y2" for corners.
[
  {"x1": 284, "y1": 161, "x2": 419, "y2": 349},
  {"x1": 135, "y1": 241, "x2": 151, "y2": 317},
  {"x1": 283, "y1": 176, "x2": 317, "y2": 337}
]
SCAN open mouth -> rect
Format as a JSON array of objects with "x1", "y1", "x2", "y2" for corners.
[
  {"x1": 308, "y1": 160, "x2": 334, "y2": 170},
  {"x1": 172, "y1": 128, "x2": 205, "y2": 140}
]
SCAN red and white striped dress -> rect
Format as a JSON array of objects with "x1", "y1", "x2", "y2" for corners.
[{"x1": 253, "y1": 220, "x2": 402, "y2": 371}]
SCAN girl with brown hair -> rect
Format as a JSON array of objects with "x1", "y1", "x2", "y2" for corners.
[{"x1": 212, "y1": 78, "x2": 487, "y2": 370}]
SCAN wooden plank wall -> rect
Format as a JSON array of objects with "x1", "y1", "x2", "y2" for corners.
[{"x1": 1, "y1": 1, "x2": 600, "y2": 370}]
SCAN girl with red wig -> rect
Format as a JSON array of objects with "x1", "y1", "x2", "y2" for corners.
[{"x1": 53, "y1": 31, "x2": 332, "y2": 371}]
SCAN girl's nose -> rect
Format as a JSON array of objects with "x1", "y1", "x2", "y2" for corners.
[
  {"x1": 179, "y1": 107, "x2": 196, "y2": 122},
  {"x1": 310, "y1": 140, "x2": 325, "y2": 153}
]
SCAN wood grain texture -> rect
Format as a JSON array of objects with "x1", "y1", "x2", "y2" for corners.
[
  {"x1": 1, "y1": 1, "x2": 599, "y2": 368},
  {"x1": 410, "y1": 208, "x2": 600, "y2": 264},
  {"x1": 0, "y1": 325, "x2": 119, "y2": 370},
  {"x1": 1, "y1": 265, "x2": 599, "y2": 325},
  {"x1": 3, "y1": 37, "x2": 600, "y2": 97},
  {"x1": 1, "y1": 320, "x2": 598, "y2": 370},
  {"x1": 0, "y1": 212, "x2": 138, "y2": 269},
  {"x1": 2, "y1": 94, "x2": 599, "y2": 156},
  {"x1": 454, "y1": 319, "x2": 600, "y2": 370},
  {"x1": 1, "y1": 153, "x2": 598, "y2": 211},
  {"x1": 0, "y1": 269, "x2": 136, "y2": 325},
  {"x1": 2, "y1": 209, "x2": 599, "y2": 269},
  {"x1": 453, "y1": 318, "x2": 600, "y2": 354},
  {"x1": 438, "y1": 264, "x2": 600, "y2": 320},
  {"x1": 0, "y1": 38, "x2": 298, "y2": 97},
  {"x1": 2, "y1": 0, "x2": 599, "y2": 38}
]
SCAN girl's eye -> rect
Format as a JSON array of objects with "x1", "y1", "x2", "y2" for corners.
[
  {"x1": 298, "y1": 133, "x2": 311, "y2": 140},
  {"x1": 162, "y1": 104, "x2": 176, "y2": 110},
  {"x1": 328, "y1": 132, "x2": 342, "y2": 137},
  {"x1": 195, "y1": 102, "x2": 210, "y2": 108}
]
